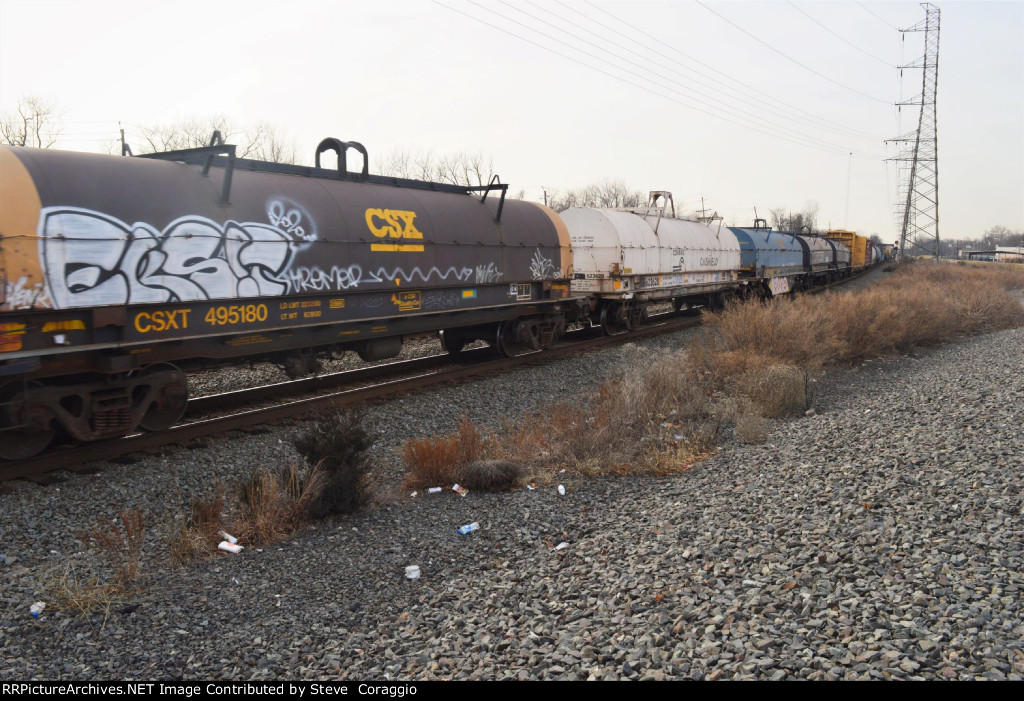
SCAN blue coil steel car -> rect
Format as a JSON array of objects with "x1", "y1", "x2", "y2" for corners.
[{"x1": 728, "y1": 222, "x2": 805, "y2": 296}]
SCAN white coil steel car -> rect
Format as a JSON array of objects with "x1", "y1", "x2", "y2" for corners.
[{"x1": 561, "y1": 192, "x2": 741, "y2": 332}]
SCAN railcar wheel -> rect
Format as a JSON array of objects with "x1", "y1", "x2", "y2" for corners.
[
  {"x1": 0, "y1": 382, "x2": 55, "y2": 460},
  {"x1": 600, "y1": 304, "x2": 630, "y2": 335},
  {"x1": 133, "y1": 363, "x2": 189, "y2": 432},
  {"x1": 440, "y1": 329, "x2": 466, "y2": 355},
  {"x1": 495, "y1": 320, "x2": 529, "y2": 358}
]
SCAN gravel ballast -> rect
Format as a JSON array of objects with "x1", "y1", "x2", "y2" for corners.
[{"x1": 1, "y1": 322, "x2": 1022, "y2": 681}]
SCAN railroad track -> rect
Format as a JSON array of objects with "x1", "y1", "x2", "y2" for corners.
[
  {"x1": 4, "y1": 266, "x2": 876, "y2": 483},
  {"x1": 2, "y1": 313, "x2": 702, "y2": 482}
]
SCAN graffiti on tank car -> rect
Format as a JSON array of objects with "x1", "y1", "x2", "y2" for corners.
[
  {"x1": 365, "y1": 208, "x2": 424, "y2": 252},
  {"x1": 281, "y1": 265, "x2": 363, "y2": 293},
  {"x1": 475, "y1": 262, "x2": 502, "y2": 284},
  {"x1": 364, "y1": 266, "x2": 473, "y2": 285},
  {"x1": 529, "y1": 248, "x2": 558, "y2": 280},
  {"x1": 37, "y1": 204, "x2": 318, "y2": 309},
  {"x1": 4, "y1": 276, "x2": 52, "y2": 310},
  {"x1": 424, "y1": 291, "x2": 461, "y2": 310},
  {"x1": 267, "y1": 198, "x2": 317, "y2": 243}
]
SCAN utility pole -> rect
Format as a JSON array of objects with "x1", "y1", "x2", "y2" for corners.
[{"x1": 887, "y1": 3, "x2": 941, "y2": 262}]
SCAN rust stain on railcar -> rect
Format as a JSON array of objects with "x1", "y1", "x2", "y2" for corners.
[{"x1": 0, "y1": 148, "x2": 47, "y2": 312}]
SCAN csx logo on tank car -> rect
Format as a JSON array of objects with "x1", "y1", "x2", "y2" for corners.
[{"x1": 365, "y1": 208, "x2": 424, "y2": 253}]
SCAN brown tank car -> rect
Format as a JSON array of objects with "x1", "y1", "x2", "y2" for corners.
[{"x1": 0, "y1": 138, "x2": 572, "y2": 457}]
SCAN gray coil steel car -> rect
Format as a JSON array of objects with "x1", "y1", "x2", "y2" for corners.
[
  {"x1": 794, "y1": 233, "x2": 836, "y2": 286},
  {"x1": 826, "y1": 238, "x2": 852, "y2": 278}
]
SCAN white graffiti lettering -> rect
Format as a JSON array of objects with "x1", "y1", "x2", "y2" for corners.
[
  {"x1": 36, "y1": 204, "x2": 317, "y2": 309},
  {"x1": 475, "y1": 262, "x2": 502, "y2": 284},
  {"x1": 280, "y1": 265, "x2": 362, "y2": 293},
  {"x1": 364, "y1": 266, "x2": 474, "y2": 285},
  {"x1": 4, "y1": 276, "x2": 52, "y2": 310},
  {"x1": 529, "y1": 248, "x2": 558, "y2": 280},
  {"x1": 267, "y1": 198, "x2": 316, "y2": 244}
]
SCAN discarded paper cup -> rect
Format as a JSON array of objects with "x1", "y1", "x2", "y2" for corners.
[
  {"x1": 405, "y1": 565, "x2": 421, "y2": 580},
  {"x1": 557, "y1": 484, "x2": 566, "y2": 496},
  {"x1": 218, "y1": 541, "x2": 243, "y2": 554},
  {"x1": 452, "y1": 484, "x2": 468, "y2": 497},
  {"x1": 219, "y1": 531, "x2": 238, "y2": 544}
]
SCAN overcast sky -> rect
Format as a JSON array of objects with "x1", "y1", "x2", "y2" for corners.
[{"x1": 1, "y1": 0, "x2": 1020, "y2": 241}]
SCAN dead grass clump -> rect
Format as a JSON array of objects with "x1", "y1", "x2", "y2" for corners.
[
  {"x1": 44, "y1": 564, "x2": 122, "y2": 616},
  {"x1": 79, "y1": 509, "x2": 146, "y2": 585},
  {"x1": 232, "y1": 462, "x2": 325, "y2": 545},
  {"x1": 458, "y1": 459, "x2": 526, "y2": 491},
  {"x1": 292, "y1": 410, "x2": 373, "y2": 516},
  {"x1": 505, "y1": 348, "x2": 718, "y2": 476},
  {"x1": 712, "y1": 396, "x2": 770, "y2": 444},
  {"x1": 734, "y1": 410, "x2": 769, "y2": 444},
  {"x1": 403, "y1": 417, "x2": 484, "y2": 489},
  {"x1": 698, "y1": 264, "x2": 1024, "y2": 373},
  {"x1": 701, "y1": 295, "x2": 840, "y2": 372},
  {"x1": 169, "y1": 486, "x2": 225, "y2": 565},
  {"x1": 734, "y1": 363, "x2": 810, "y2": 418}
]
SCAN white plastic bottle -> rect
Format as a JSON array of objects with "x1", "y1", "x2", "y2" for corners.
[
  {"x1": 457, "y1": 522, "x2": 480, "y2": 535},
  {"x1": 30, "y1": 602, "x2": 46, "y2": 618}
]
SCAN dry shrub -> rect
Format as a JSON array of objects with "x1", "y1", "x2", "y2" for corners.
[
  {"x1": 734, "y1": 410, "x2": 769, "y2": 444},
  {"x1": 701, "y1": 296, "x2": 840, "y2": 372},
  {"x1": 169, "y1": 486, "x2": 225, "y2": 565},
  {"x1": 232, "y1": 462, "x2": 326, "y2": 545},
  {"x1": 79, "y1": 509, "x2": 146, "y2": 585},
  {"x1": 44, "y1": 564, "x2": 122, "y2": 616},
  {"x1": 712, "y1": 396, "x2": 769, "y2": 444},
  {"x1": 403, "y1": 417, "x2": 484, "y2": 489},
  {"x1": 459, "y1": 459, "x2": 525, "y2": 491},
  {"x1": 699, "y1": 263, "x2": 1024, "y2": 372},
  {"x1": 292, "y1": 410, "x2": 373, "y2": 516},
  {"x1": 734, "y1": 363, "x2": 810, "y2": 418},
  {"x1": 427, "y1": 347, "x2": 721, "y2": 479}
]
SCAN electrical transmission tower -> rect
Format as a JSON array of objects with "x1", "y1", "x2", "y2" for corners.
[{"x1": 887, "y1": 3, "x2": 940, "y2": 262}]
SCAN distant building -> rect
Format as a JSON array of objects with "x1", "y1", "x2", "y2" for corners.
[{"x1": 958, "y1": 246, "x2": 1024, "y2": 263}]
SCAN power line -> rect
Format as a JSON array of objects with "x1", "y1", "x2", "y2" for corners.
[
  {"x1": 787, "y1": 1, "x2": 894, "y2": 67},
  {"x1": 582, "y1": 1, "x2": 884, "y2": 141},
  {"x1": 540, "y1": 0, "x2": 883, "y2": 143},
  {"x1": 856, "y1": 1, "x2": 901, "y2": 31},
  {"x1": 696, "y1": 0, "x2": 891, "y2": 105},
  {"x1": 435, "y1": 1, "x2": 881, "y2": 159},
  {"x1": 500, "y1": 0, "x2": 876, "y2": 151}
]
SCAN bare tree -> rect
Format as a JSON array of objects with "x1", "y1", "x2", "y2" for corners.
[
  {"x1": 241, "y1": 122, "x2": 298, "y2": 164},
  {"x1": 378, "y1": 147, "x2": 495, "y2": 187},
  {"x1": 546, "y1": 179, "x2": 646, "y2": 212},
  {"x1": 768, "y1": 201, "x2": 823, "y2": 233},
  {"x1": 137, "y1": 116, "x2": 298, "y2": 163},
  {"x1": 983, "y1": 225, "x2": 1024, "y2": 248},
  {"x1": 0, "y1": 95, "x2": 62, "y2": 148}
]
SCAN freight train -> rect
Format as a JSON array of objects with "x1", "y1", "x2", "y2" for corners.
[{"x1": 0, "y1": 138, "x2": 873, "y2": 459}]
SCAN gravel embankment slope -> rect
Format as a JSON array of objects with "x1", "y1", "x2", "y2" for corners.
[{"x1": 1, "y1": 322, "x2": 1022, "y2": 681}]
